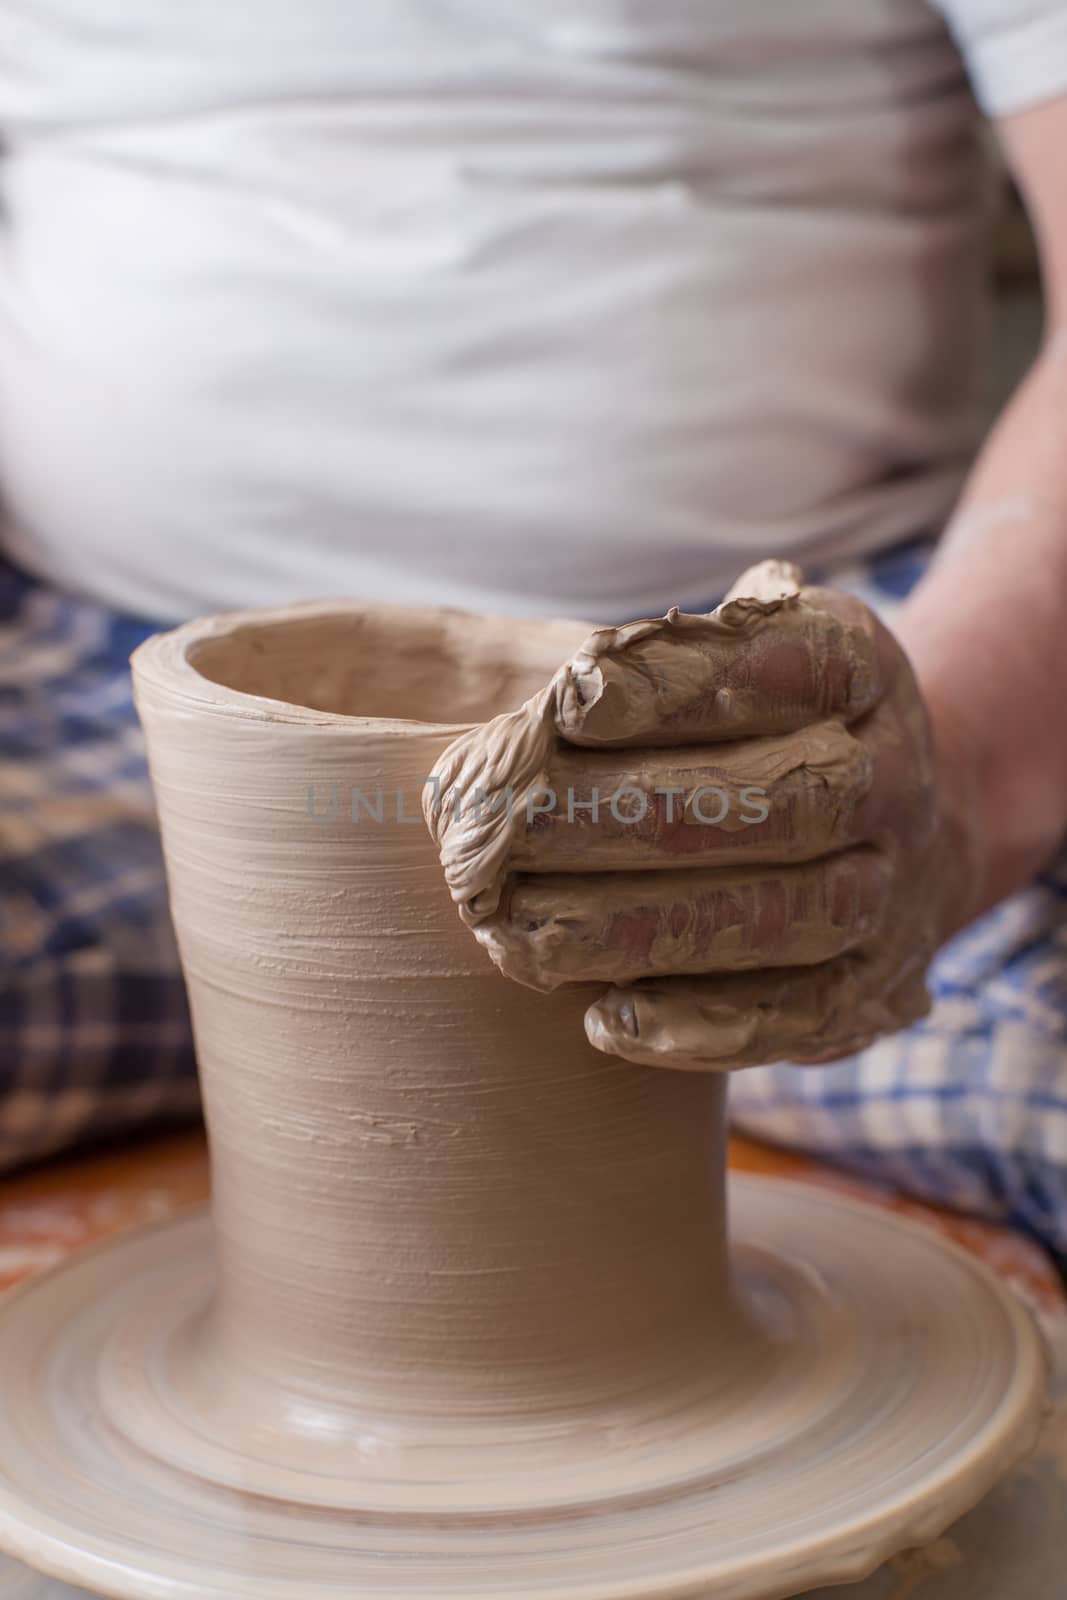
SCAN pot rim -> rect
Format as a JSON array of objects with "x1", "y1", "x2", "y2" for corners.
[{"x1": 130, "y1": 597, "x2": 593, "y2": 735}]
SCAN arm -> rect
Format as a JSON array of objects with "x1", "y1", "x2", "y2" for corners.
[{"x1": 895, "y1": 93, "x2": 1067, "y2": 918}]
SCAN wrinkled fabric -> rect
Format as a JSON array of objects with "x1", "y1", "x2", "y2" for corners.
[{"x1": 0, "y1": 0, "x2": 1027, "y2": 622}]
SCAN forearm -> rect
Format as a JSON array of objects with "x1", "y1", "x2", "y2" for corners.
[{"x1": 896, "y1": 335, "x2": 1067, "y2": 915}]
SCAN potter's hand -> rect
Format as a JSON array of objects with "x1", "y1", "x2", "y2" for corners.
[{"x1": 425, "y1": 561, "x2": 975, "y2": 1070}]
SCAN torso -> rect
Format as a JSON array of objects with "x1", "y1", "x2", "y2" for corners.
[{"x1": 0, "y1": 0, "x2": 993, "y2": 622}]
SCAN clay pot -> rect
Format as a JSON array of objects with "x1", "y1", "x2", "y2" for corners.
[{"x1": 131, "y1": 603, "x2": 732, "y2": 1440}]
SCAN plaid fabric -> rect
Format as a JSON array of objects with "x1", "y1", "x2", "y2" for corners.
[
  {"x1": 0, "y1": 558, "x2": 199, "y2": 1173},
  {"x1": 2, "y1": 546, "x2": 1066, "y2": 1259}
]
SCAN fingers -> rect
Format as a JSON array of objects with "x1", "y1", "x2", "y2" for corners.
[
  {"x1": 424, "y1": 563, "x2": 929, "y2": 978},
  {"x1": 517, "y1": 636, "x2": 934, "y2": 876},
  {"x1": 553, "y1": 568, "x2": 883, "y2": 749},
  {"x1": 474, "y1": 846, "x2": 892, "y2": 991},
  {"x1": 510, "y1": 721, "x2": 874, "y2": 874},
  {"x1": 847, "y1": 682, "x2": 935, "y2": 850},
  {"x1": 583, "y1": 951, "x2": 931, "y2": 1072}
]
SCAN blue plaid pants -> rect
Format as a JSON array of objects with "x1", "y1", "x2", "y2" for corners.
[
  {"x1": 0, "y1": 560, "x2": 199, "y2": 1172},
  {"x1": 2, "y1": 548, "x2": 1066, "y2": 1254}
]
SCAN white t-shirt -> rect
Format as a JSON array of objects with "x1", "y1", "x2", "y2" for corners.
[{"x1": 1, "y1": 1, "x2": 1065, "y2": 624}]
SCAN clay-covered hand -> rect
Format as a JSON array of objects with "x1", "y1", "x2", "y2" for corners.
[{"x1": 424, "y1": 561, "x2": 978, "y2": 1070}]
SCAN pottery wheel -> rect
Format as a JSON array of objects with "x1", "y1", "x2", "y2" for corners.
[{"x1": 0, "y1": 1177, "x2": 1046, "y2": 1600}]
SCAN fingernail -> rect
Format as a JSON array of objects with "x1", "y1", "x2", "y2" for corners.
[{"x1": 586, "y1": 990, "x2": 639, "y2": 1044}]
